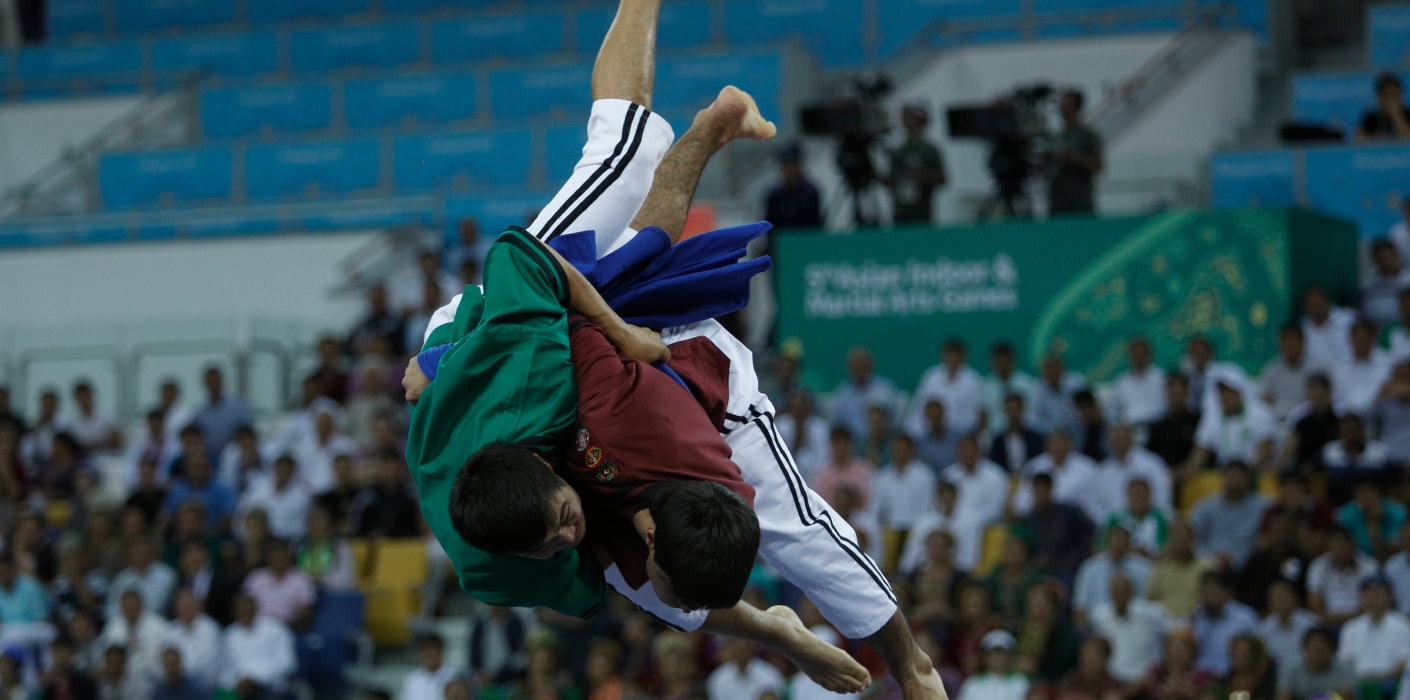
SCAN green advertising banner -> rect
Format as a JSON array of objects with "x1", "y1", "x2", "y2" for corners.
[{"x1": 775, "y1": 209, "x2": 1359, "y2": 391}]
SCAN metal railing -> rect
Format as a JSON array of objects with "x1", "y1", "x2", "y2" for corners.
[{"x1": 0, "y1": 72, "x2": 201, "y2": 218}]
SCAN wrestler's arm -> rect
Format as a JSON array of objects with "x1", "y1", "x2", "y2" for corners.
[{"x1": 544, "y1": 243, "x2": 668, "y2": 365}]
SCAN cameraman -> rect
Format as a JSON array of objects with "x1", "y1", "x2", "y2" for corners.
[
  {"x1": 887, "y1": 104, "x2": 947, "y2": 224},
  {"x1": 1048, "y1": 90, "x2": 1103, "y2": 216}
]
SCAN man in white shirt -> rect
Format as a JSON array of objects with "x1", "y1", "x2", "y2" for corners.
[
  {"x1": 1090, "y1": 573, "x2": 1171, "y2": 683},
  {"x1": 979, "y1": 342, "x2": 1037, "y2": 434},
  {"x1": 161, "y1": 588, "x2": 220, "y2": 687},
  {"x1": 1259, "y1": 578, "x2": 1321, "y2": 672},
  {"x1": 1072, "y1": 525, "x2": 1153, "y2": 625},
  {"x1": 1012, "y1": 430, "x2": 1101, "y2": 521},
  {"x1": 871, "y1": 434, "x2": 938, "y2": 573},
  {"x1": 1337, "y1": 578, "x2": 1410, "y2": 684},
  {"x1": 1108, "y1": 336, "x2": 1167, "y2": 426},
  {"x1": 61, "y1": 381, "x2": 122, "y2": 452},
  {"x1": 1388, "y1": 198, "x2": 1410, "y2": 263},
  {"x1": 99, "y1": 589, "x2": 169, "y2": 685},
  {"x1": 1301, "y1": 285, "x2": 1357, "y2": 367},
  {"x1": 1363, "y1": 239, "x2": 1410, "y2": 325},
  {"x1": 1188, "y1": 373, "x2": 1277, "y2": 471},
  {"x1": 1309, "y1": 528, "x2": 1381, "y2": 625},
  {"x1": 235, "y1": 456, "x2": 313, "y2": 541},
  {"x1": 1333, "y1": 322, "x2": 1394, "y2": 414},
  {"x1": 907, "y1": 339, "x2": 984, "y2": 438},
  {"x1": 1260, "y1": 325, "x2": 1322, "y2": 423},
  {"x1": 403, "y1": 634, "x2": 461, "y2": 700},
  {"x1": 1385, "y1": 522, "x2": 1410, "y2": 616},
  {"x1": 124, "y1": 410, "x2": 181, "y2": 489},
  {"x1": 218, "y1": 426, "x2": 270, "y2": 494},
  {"x1": 707, "y1": 637, "x2": 785, "y2": 700},
  {"x1": 156, "y1": 379, "x2": 195, "y2": 440},
  {"x1": 293, "y1": 408, "x2": 358, "y2": 492},
  {"x1": 220, "y1": 594, "x2": 297, "y2": 695},
  {"x1": 899, "y1": 481, "x2": 984, "y2": 574},
  {"x1": 1095, "y1": 424, "x2": 1172, "y2": 522},
  {"x1": 775, "y1": 392, "x2": 831, "y2": 484},
  {"x1": 108, "y1": 538, "x2": 177, "y2": 621},
  {"x1": 942, "y1": 435, "x2": 1009, "y2": 527}
]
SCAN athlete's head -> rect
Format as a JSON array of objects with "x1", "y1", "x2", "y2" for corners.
[
  {"x1": 450, "y1": 443, "x2": 586, "y2": 559},
  {"x1": 643, "y1": 481, "x2": 760, "y2": 612}
]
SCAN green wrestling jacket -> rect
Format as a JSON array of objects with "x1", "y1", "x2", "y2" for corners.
[{"x1": 404, "y1": 227, "x2": 606, "y2": 618}]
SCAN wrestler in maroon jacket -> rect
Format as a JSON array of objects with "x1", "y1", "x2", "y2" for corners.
[{"x1": 559, "y1": 317, "x2": 759, "y2": 609}]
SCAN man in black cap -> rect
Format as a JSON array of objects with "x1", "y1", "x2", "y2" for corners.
[{"x1": 764, "y1": 144, "x2": 823, "y2": 230}]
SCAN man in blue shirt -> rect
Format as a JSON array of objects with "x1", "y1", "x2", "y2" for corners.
[
  {"x1": 830, "y1": 347, "x2": 899, "y2": 444},
  {"x1": 152, "y1": 648, "x2": 212, "y2": 700},
  {"x1": 1190, "y1": 569, "x2": 1259, "y2": 675},
  {"x1": 163, "y1": 453, "x2": 236, "y2": 533},
  {"x1": 0, "y1": 554, "x2": 49, "y2": 623},
  {"x1": 190, "y1": 367, "x2": 252, "y2": 456}
]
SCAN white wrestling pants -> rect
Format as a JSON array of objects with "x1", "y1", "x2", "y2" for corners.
[{"x1": 425, "y1": 99, "x2": 897, "y2": 640}]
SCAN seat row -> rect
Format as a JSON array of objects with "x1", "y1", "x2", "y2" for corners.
[
  {"x1": 191, "y1": 51, "x2": 785, "y2": 139},
  {"x1": 1209, "y1": 141, "x2": 1410, "y2": 237},
  {"x1": 98, "y1": 126, "x2": 575, "y2": 208},
  {"x1": 1292, "y1": 69, "x2": 1410, "y2": 135}
]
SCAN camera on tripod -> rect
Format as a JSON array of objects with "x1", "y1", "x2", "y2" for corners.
[
  {"x1": 946, "y1": 83, "x2": 1059, "y2": 219},
  {"x1": 798, "y1": 75, "x2": 893, "y2": 225}
]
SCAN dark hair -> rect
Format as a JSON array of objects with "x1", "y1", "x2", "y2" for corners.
[
  {"x1": 1073, "y1": 390, "x2": 1097, "y2": 407},
  {"x1": 829, "y1": 426, "x2": 853, "y2": 442},
  {"x1": 1279, "y1": 323, "x2": 1304, "y2": 339},
  {"x1": 450, "y1": 443, "x2": 563, "y2": 555},
  {"x1": 1167, "y1": 373, "x2": 1190, "y2": 388},
  {"x1": 943, "y1": 338, "x2": 967, "y2": 354},
  {"x1": 991, "y1": 342, "x2": 1016, "y2": 357},
  {"x1": 416, "y1": 633, "x2": 444, "y2": 650},
  {"x1": 234, "y1": 425, "x2": 257, "y2": 439},
  {"x1": 1373, "y1": 239, "x2": 1398, "y2": 255},
  {"x1": 1032, "y1": 473, "x2": 1054, "y2": 489},
  {"x1": 1065, "y1": 90, "x2": 1085, "y2": 111},
  {"x1": 1302, "y1": 627, "x2": 1334, "y2": 648},
  {"x1": 648, "y1": 481, "x2": 761, "y2": 611},
  {"x1": 366, "y1": 691, "x2": 393, "y2": 700},
  {"x1": 179, "y1": 424, "x2": 204, "y2": 439},
  {"x1": 146, "y1": 409, "x2": 164, "y2": 422},
  {"x1": 1376, "y1": 71, "x2": 1403, "y2": 93},
  {"x1": 1306, "y1": 374, "x2": 1331, "y2": 392},
  {"x1": 1202, "y1": 568, "x2": 1236, "y2": 590}
]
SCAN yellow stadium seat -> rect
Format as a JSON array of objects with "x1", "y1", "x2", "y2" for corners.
[
  {"x1": 362, "y1": 586, "x2": 419, "y2": 646},
  {"x1": 978, "y1": 524, "x2": 1008, "y2": 575},
  {"x1": 370, "y1": 539, "x2": 429, "y2": 588},
  {"x1": 45, "y1": 500, "x2": 71, "y2": 528},
  {"x1": 1179, "y1": 471, "x2": 1224, "y2": 515},
  {"x1": 1258, "y1": 472, "x2": 1278, "y2": 497},
  {"x1": 349, "y1": 539, "x2": 373, "y2": 584}
]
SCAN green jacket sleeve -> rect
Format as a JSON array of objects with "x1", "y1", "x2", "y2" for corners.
[{"x1": 405, "y1": 228, "x2": 604, "y2": 617}]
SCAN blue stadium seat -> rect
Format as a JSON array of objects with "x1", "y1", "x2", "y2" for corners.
[
  {"x1": 1208, "y1": 150, "x2": 1298, "y2": 209},
  {"x1": 655, "y1": 52, "x2": 784, "y2": 130},
  {"x1": 430, "y1": 13, "x2": 564, "y2": 64},
  {"x1": 545, "y1": 124, "x2": 585, "y2": 183},
  {"x1": 344, "y1": 73, "x2": 478, "y2": 130},
  {"x1": 444, "y1": 192, "x2": 555, "y2": 246},
  {"x1": 393, "y1": 129, "x2": 533, "y2": 191},
  {"x1": 1304, "y1": 142, "x2": 1410, "y2": 237},
  {"x1": 724, "y1": 0, "x2": 865, "y2": 68},
  {"x1": 302, "y1": 201, "x2": 433, "y2": 230},
  {"x1": 389, "y1": 0, "x2": 499, "y2": 12},
  {"x1": 99, "y1": 147, "x2": 234, "y2": 208},
  {"x1": 1291, "y1": 72, "x2": 1380, "y2": 134},
  {"x1": 577, "y1": 2, "x2": 712, "y2": 54},
  {"x1": 289, "y1": 23, "x2": 421, "y2": 74},
  {"x1": 151, "y1": 33, "x2": 280, "y2": 79},
  {"x1": 245, "y1": 139, "x2": 382, "y2": 199},
  {"x1": 296, "y1": 590, "x2": 364, "y2": 693},
  {"x1": 1370, "y1": 4, "x2": 1410, "y2": 69},
  {"x1": 246, "y1": 0, "x2": 371, "y2": 24},
  {"x1": 47, "y1": 0, "x2": 106, "y2": 40},
  {"x1": 878, "y1": 0, "x2": 1024, "y2": 57},
  {"x1": 113, "y1": 0, "x2": 235, "y2": 33},
  {"x1": 17, "y1": 41, "x2": 142, "y2": 79},
  {"x1": 488, "y1": 63, "x2": 592, "y2": 120},
  {"x1": 200, "y1": 83, "x2": 334, "y2": 139}
]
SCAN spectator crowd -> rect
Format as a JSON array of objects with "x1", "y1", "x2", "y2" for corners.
[{"x1": 1, "y1": 235, "x2": 1410, "y2": 700}]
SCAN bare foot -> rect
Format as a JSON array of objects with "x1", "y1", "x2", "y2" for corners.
[
  {"x1": 896, "y1": 650, "x2": 947, "y2": 700},
  {"x1": 697, "y1": 85, "x2": 778, "y2": 144},
  {"x1": 765, "y1": 605, "x2": 871, "y2": 694}
]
